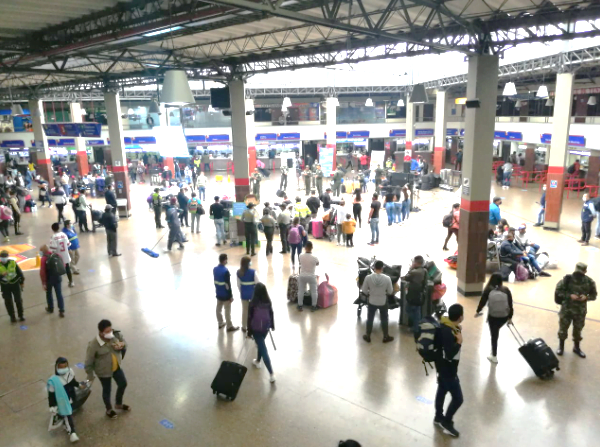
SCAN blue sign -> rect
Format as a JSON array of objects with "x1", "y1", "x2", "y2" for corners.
[
  {"x1": 569, "y1": 135, "x2": 586, "y2": 147},
  {"x1": 336, "y1": 131, "x2": 348, "y2": 139},
  {"x1": 117, "y1": 181, "x2": 124, "y2": 189},
  {"x1": 86, "y1": 139, "x2": 105, "y2": 146},
  {"x1": 58, "y1": 139, "x2": 76, "y2": 147},
  {"x1": 256, "y1": 133, "x2": 277, "y2": 141},
  {"x1": 460, "y1": 129, "x2": 465, "y2": 137},
  {"x1": 540, "y1": 133, "x2": 552, "y2": 144},
  {"x1": 277, "y1": 132, "x2": 300, "y2": 141},
  {"x1": 207, "y1": 134, "x2": 229, "y2": 142},
  {"x1": 60, "y1": 123, "x2": 80, "y2": 137},
  {"x1": 319, "y1": 145, "x2": 335, "y2": 177},
  {"x1": 232, "y1": 202, "x2": 247, "y2": 218},
  {"x1": 133, "y1": 136, "x2": 156, "y2": 145},
  {"x1": 47, "y1": 139, "x2": 57, "y2": 146},
  {"x1": 415, "y1": 129, "x2": 434, "y2": 137},
  {"x1": 0, "y1": 140, "x2": 25, "y2": 148},
  {"x1": 389, "y1": 129, "x2": 406, "y2": 137},
  {"x1": 550, "y1": 180, "x2": 558, "y2": 189},
  {"x1": 494, "y1": 131, "x2": 507, "y2": 140},
  {"x1": 348, "y1": 130, "x2": 369, "y2": 138},
  {"x1": 185, "y1": 135, "x2": 206, "y2": 143},
  {"x1": 507, "y1": 131, "x2": 522, "y2": 141},
  {"x1": 43, "y1": 124, "x2": 62, "y2": 136},
  {"x1": 123, "y1": 137, "x2": 132, "y2": 144},
  {"x1": 446, "y1": 129, "x2": 458, "y2": 136},
  {"x1": 78, "y1": 123, "x2": 101, "y2": 138},
  {"x1": 159, "y1": 419, "x2": 174, "y2": 429}
]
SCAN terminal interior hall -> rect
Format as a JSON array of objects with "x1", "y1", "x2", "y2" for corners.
[{"x1": 1, "y1": 1, "x2": 600, "y2": 446}]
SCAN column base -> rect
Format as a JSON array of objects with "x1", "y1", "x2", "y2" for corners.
[
  {"x1": 457, "y1": 280, "x2": 484, "y2": 297},
  {"x1": 543, "y1": 222, "x2": 559, "y2": 230},
  {"x1": 112, "y1": 169, "x2": 131, "y2": 215},
  {"x1": 37, "y1": 159, "x2": 54, "y2": 187},
  {"x1": 457, "y1": 203, "x2": 489, "y2": 296}
]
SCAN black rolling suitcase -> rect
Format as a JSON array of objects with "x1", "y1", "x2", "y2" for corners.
[
  {"x1": 508, "y1": 323, "x2": 559, "y2": 379},
  {"x1": 211, "y1": 342, "x2": 250, "y2": 400}
]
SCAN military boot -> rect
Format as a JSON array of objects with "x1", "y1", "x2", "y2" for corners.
[
  {"x1": 556, "y1": 339, "x2": 565, "y2": 356},
  {"x1": 573, "y1": 342, "x2": 586, "y2": 358}
]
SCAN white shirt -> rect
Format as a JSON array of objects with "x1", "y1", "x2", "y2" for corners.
[
  {"x1": 197, "y1": 175, "x2": 207, "y2": 187},
  {"x1": 299, "y1": 252, "x2": 319, "y2": 276},
  {"x1": 49, "y1": 232, "x2": 71, "y2": 264}
]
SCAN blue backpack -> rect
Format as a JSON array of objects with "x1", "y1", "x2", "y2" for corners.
[{"x1": 251, "y1": 305, "x2": 272, "y2": 333}]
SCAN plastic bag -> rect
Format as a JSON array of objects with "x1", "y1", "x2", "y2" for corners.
[{"x1": 508, "y1": 271, "x2": 515, "y2": 283}]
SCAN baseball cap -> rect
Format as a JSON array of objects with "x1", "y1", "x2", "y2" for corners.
[
  {"x1": 105, "y1": 204, "x2": 113, "y2": 210},
  {"x1": 518, "y1": 223, "x2": 527, "y2": 230},
  {"x1": 0, "y1": 250, "x2": 9, "y2": 257},
  {"x1": 575, "y1": 262, "x2": 587, "y2": 274}
]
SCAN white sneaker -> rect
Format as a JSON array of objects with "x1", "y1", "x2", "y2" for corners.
[
  {"x1": 487, "y1": 355, "x2": 498, "y2": 364},
  {"x1": 252, "y1": 359, "x2": 262, "y2": 369},
  {"x1": 70, "y1": 433, "x2": 80, "y2": 443},
  {"x1": 269, "y1": 374, "x2": 276, "y2": 383}
]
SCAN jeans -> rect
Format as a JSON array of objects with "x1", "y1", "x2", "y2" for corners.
[
  {"x1": 264, "y1": 226, "x2": 274, "y2": 254},
  {"x1": 99, "y1": 368, "x2": 128, "y2": 410},
  {"x1": 298, "y1": 274, "x2": 318, "y2": 307},
  {"x1": 435, "y1": 376, "x2": 463, "y2": 423},
  {"x1": 216, "y1": 299, "x2": 233, "y2": 327},
  {"x1": 402, "y1": 199, "x2": 411, "y2": 220},
  {"x1": 279, "y1": 224, "x2": 289, "y2": 253},
  {"x1": 407, "y1": 304, "x2": 422, "y2": 334},
  {"x1": 290, "y1": 242, "x2": 303, "y2": 264},
  {"x1": 369, "y1": 218, "x2": 379, "y2": 243},
  {"x1": 503, "y1": 171, "x2": 512, "y2": 186},
  {"x1": 596, "y1": 211, "x2": 600, "y2": 237},
  {"x1": 488, "y1": 316, "x2": 509, "y2": 357},
  {"x1": 254, "y1": 332, "x2": 273, "y2": 374},
  {"x1": 46, "y1": 277, "x2": 64, "y2": 312},
  {"x1": 385, "y1": 202, "x2": 394, "y2": 225},
  {"x1": 244, "y1": 223, "x2": 256, "y2": 254},
  {"x1": 582, "y1": 221, "x2": 592, "y2": 242},
  {"x1": 366, "y1": 304, "x2": 389, "y2": 337},
  {"x1": 393, "y1": 202, "x2": 402, "y2": 223},
  {"x1": 538, "y1": 207, "x2": 546, "y2": 225},
  {"x1": 214, "y1": 218, "x2": 225, "y2": 244},
  {"x1": 280, "y1": 174, "x2": 287, "y2": 190},
  {"x1": 191, "y1": 213, "x2": 200, "y2": 233},
  {"x1": 198, "y1": 186, "x2": 206, "y2": 201}
]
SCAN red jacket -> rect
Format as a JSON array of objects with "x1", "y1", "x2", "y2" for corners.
[{"x1": 40, "y1": 252, "x2": 63, "y2": 286}]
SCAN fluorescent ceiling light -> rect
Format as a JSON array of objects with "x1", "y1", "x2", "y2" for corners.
[
  {"x1": 397, "y1": 98, "x2": 404, "y2": 107},
  {"x1": 515, "y1": 100, "x2": 522, "y2": 108},
  {"x1": 144, "y1": 63, "x2": 160, "y2": 68},
  {"x1": 536, "y1": 85, "x2": 549, "y2": 98},
  {"x1": 545, "y1": 98, "x2": 554, "y2": 107},
  {"x1": 282, "y1": 96, "x2": 292, "y2": 108},
  {"x1": 80, "y1": 108, "x2": 87, "y2": 116},
  {"x1": 365, "y1": 98, "x2": 373, "y2": 107},
  {"x1": 10, "y1": 104, "x2": 24, "y2": 115},
  {"x1": 588, "y1": 96, "x2": 597, "y2": 106},
  {"x1": 143, "y1": 26, "x2": 183, "y2": 37},
  {"x1": 503, "y1": 82, "x2": 517, "y2": 96},
  {"x1": 329, "y1": 97, "x2": 339, "y2": 107},
  {"x1": 409, "y1": 84, "x2": 428, "y2": 103}
]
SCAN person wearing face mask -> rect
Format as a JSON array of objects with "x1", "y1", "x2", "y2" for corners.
[
  {"x1": 62, "y1": 220, "x2": 80, "y2": 275},
  {"x1": 214, "y1": 254, "x2": 239, "y2": 332},
  {"x1": 49, "y1": 222, "x2": 74, "y2": 287},
  {"x1": 84, "y1": 319, "x2": 129, "y2": 419},
  {"x1": 40, "y1": 244, "x2": 66, "y2": 318},
  {"x1": 578, "y1": 193, "x2": 595, "y2": 246},
  {"x1": 47, "y1": 357, "x2": 84, "y2": 443},
  {"x1": 237, "y1": 256, "x2": 259, "y2": 332},
  {"x1": 0, "y1": 249, "x2": 25, "y2": 323}
]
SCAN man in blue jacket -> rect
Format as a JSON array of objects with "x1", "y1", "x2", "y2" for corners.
[
  {"x1": 579, "y1": 193, "x2": 595, "y2": 246},
  {"x1": 213, "y1": 254, "x2": 239, "y2": 332},
  {"x1": 489, "y1": 196, "x2": 502, "y2": 231},
  {"x1": 533, "y1": 185, "x2": 546, "y2": 227}
]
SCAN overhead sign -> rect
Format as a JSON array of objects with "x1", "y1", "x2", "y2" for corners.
[
  {"x1": 185, "y1": 135, "x2": 206, "y2": 143},
  {"x1": 278, "y1": 132, "x2": 300, "y2": 140},
  {"x1": 207, "y1": 134, "x2": 229, "y2": 142},
  {"x1": 78, "y1": 123, "x2": 102, "y2": 138},
  {"x1": 0, "y1": 140, "x2": 25, "y2": 148},
  {"x1": 86, "y1": 139, "x2": 105, "y2": 146},
  {"x1": 133, "y1": 136, "x2": 156, "y2": 144},
  {"x1": 58, "y1": 138, "x2": 76, "y2": 146},
  {"x1": 256, "y1": 133, "x2": 277, "y2": 141},
  {"x1": 540, "y1": 134, "x2": 586, "y2": 147},
  {"x1": 415, "y1": 129, "x2": 434, "y2": 137},
  {"x1": 348, "y1": 130, "x2": 369, "y2": 138},
  {"x1": 43, "y1": 122, "x2": 102, "y2": 138},
  {"x1": 389, "y1": 129, "x2": 406, "y2": 137},
  {"x1": 507, "y1": 131, "x2": 522, "y2": 141},
  {"x1": 446, "y1": 128, "x2": 458, "y2": 136},
  {"x1": 494, "y1": 131, "x2": 507, "y2": 140}
]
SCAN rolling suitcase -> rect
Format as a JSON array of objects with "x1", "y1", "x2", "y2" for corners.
[
  {"x1": 276, "y1": 189, "x2": 285, "y2": 198},
  {"x1": 211, "y1": 341, "x2": 250, "y2": 400},
  {"x1": 311, "y1": 220, "x2": 324, "y2": 239},
  {"x1": 508, "y1": 323, "x2": 559, "y2": 379},
  {"x1": 287, "y1": 274, "x2": 299, "y2": 301}
]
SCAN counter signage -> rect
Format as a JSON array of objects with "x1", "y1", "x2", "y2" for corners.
[
  {"x1": 568, "y1": 135, "x2": 586, "y2": 147},
  {"x1": 348, "y1": 130, "x2": 369, "y2": 138},
  {"x1": 86, "y1": 139, "x2": 105, "y2": 146},
  {"x1": 540, "y1": 133, "x2": 552, "y2": 144},
  {"x1": 124, "y1": 137, "x2": 133, "y2": 144},
  {"x1": 256, "y1": 133, "x2": 277, "y2": 141},
  {"x1": 277, "y1": 133, "x2": 300, "y2": 141},
  {"x1": 78, "y1": 123, "x2": 101, "y2": 138},
  {"x1": 389, "y1": 129, "x2": 406, "y2": 137},
  {"x1": 185, "y1": 135, "x2": 206, "y2": 143},
  {"x1": 415, "y1": 129, "x2": 434, "y2": 137},
  {"x1": 58, "y1": 139, "x2": 76, "y2": 147},
  {"x1": 319, "y1": 145, "x2": 335, "y2": 177},
  {"x1": 60, "y1": 123, "x2": 80, "y2": 137},
  {"x1": 133, "y1": 136, "x2": 156, "y2": 144},
  {"x1": 507, "y1": 131, "x2": 522, "y2": 141},
  {"x1": 0, "y1": 140, "x2": 25, "y2": 148},
  {"x1": 494, "y1": 131, "x2": 507, "y2": 140},
  {"x1": 336, "y1": 131, "x2": 348, "y2": 139},
  {"x1": 43, "y1": 124, "x2": 62, "y2": 136},
  {"x1": 47, "y1": 139, "x2": 57, "y2": 146},
  {"x1": 446, "y1": 129, "x2": 458, "y2": 136},
  {"x1": 207, "y1": 134, "x2": 230, "y2": 142}
]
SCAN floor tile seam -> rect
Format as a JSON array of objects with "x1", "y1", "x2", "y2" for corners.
[{"x1": 316, "y1": 387, "x2": 434, "y2": 440}]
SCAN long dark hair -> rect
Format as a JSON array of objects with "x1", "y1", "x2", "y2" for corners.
[
  {"x1": 485, "y1": 272, "x2": 503, "y2": 291},
  {"x1": 251, "y1": 282, "x2": 272, "y2": 306},
  {"x1": 237, "y1": 256, "x2": 251, "y2": 278},
  {"x1": 354, "y1": 189, "x2": 362, "y2": 201}
]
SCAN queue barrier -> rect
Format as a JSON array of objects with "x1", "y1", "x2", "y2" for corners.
[{"x1": 565, "y1": 177, "x2": 586, "y2": 199}]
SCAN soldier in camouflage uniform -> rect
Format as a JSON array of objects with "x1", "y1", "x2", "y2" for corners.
[
  {"x1": 555, "y1": 262, "x2": 597, "y2": 358},
  {"x1": 250, "y1": 169, "x2": 262, "y2": 200},
  {"x1": 314, "y1": 165, "x2": 324, "y2": 197},
  {"x1": 332, "y1": 165, "x2": 344, "y2": 197}
]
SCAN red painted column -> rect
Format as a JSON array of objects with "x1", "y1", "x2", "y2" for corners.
[
  {"x1": 37, "y1": 157, "x2": 54, "y2": 187},
  {"x1": 544, "y1": 166, "x2": 566, "y2": 227},
  {"x1": 76, "y1": 150, "x2": 89, "y2": 176},
  {"x1": 433, "y1": 146, "x2": 445, "y2": 173},
  {"x1": 248, "y1": 146, "x2": 256, "y2": 176}
]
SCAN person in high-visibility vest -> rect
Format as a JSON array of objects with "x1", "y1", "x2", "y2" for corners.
[
  {"x1": 236, "y1": 256, "x2": 259, "y2": 332},
  {"x1": 0, "y1": 249, "x2": 25, "y2": 323}
]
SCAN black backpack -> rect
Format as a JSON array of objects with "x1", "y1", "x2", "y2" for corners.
[
  {"x1": 442, "y1": 213, "x2": 453, "y2": 228},
  {"x1": 46, "y1": 253, "x2": 66, "y2": 277},
  {"x1": 567, "y1": 164, "x2": 576, "y2": 175},
  {"x1": 416, "y1": 316, "x2": 441, "y2": 375},
  {"x1": 555, "y1": 274, "x2": 571, "y2": 305}
]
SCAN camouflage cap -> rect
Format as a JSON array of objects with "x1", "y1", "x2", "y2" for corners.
[{"x1": 575, "y1": 262, "x2": 588, "y2": 274}]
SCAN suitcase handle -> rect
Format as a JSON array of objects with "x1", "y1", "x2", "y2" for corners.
[{"x1": 507, "y1": 322, "x2": 525, "y2": 346}]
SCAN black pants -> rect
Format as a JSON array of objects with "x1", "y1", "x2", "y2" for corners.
[
  {"x1": 488, "y1": 316, "x2": 509, "y2": 357},
  {"x1": 345, "y1": 233, "x2": 354, "y2": 246},
  {"x1": 280, "y1": 174, "x2": 287, "y2": 190},
  {"x1": 167, "y1": 226, "x2": 184, "y2": 250},
  {"x1": 366, "y1": 304, "x2": 389, "y2": 337},
  {"x1": 72, "y1": 206, "x2": 78, "y2": 223},
  {"x1": 316, "y1": 180, "x2": 323, "y2": 197},
  {"x1": 279, "y1": 223, "x2": 289, "y2": 253},
  {"x1": 435, "y1": 376, "x2": 463, "y2": 423},
  {"x1": 13, "y1": 213, "x2": 20, "y2": 234},
  {"x1": 353, "y1": 203, "x2": 362, "y2": 228},
  {"x1": 2, "y1": 283, "x2": 23, "y2": 319},
  {"x1": 76, "y1": 210, "x2": 89, "y2": 232},
  {"x1": 264, "y1": 226, "x2": 274, "y2": 254},
  {"x1": 65, "y1": 263, "x2": 73, "y2": 284},
  {"x1": 56, "y1": 204, "x2": 65, "y2": 223},
  {"x1": 443, "y1": 227, "x2": 459, "y2": 248},
  {"x1": 180, "y1": 209, "x2": 189, "y2": 227},
  {"x1": 0, "y1": 220, "x2": 8, "y2": 237},
  {"x1": 581, "y1": 221, "x2": 592, "y2": 242},
  {"x1": 305, "y1": 178, "x2": 311, "y2": 196},
  {"x1": 245, "y1": 223, "x2": 256, "y2": 254},
  {"x1": 153, "y1": 205, "x2": 162, "y2": 228},
  {"x1": 99, "y1": 368, "x2": 127, "y2": 410}
]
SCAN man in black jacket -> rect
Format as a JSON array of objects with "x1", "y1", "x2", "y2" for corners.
[
  {"x1": 306, "y1": 190, "x2": 321, "y2": 218},
  {"x1": 403, "y1": 255, "x2": 427, "y2": 335},
  {"x1": 320, "y1": 188, "x2": 332, "y2": 212},
  {"x1": 100, "y1": 205, "x2": 121, "y2": 257},
  {"x1": 434, "y1": 303, "x2": 464, "y2": 438}
]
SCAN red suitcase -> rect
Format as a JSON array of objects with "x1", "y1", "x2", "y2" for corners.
[{"x1": 311, "y1": 220, "x2": 324, "y2": 239}]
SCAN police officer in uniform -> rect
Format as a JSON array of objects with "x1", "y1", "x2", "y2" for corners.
[
  {"x1": 280, "y1": 165, "x2": 289, "y2": 191},
  {"x1": 251, "y1": 169, "x2": 262, "y2": 200},
  {"x1": 0, "y1": 250, "x2": 25, "y2": 322},
  {"x1": 332, "y1": 164, "x2": 344, "y2": 197},
  {"x1": 555, "y1": 262, "x2": 597, "y2": 358},
  {"x1": 314, "y1": 164, "x2": 324, "y2": 196},
  {"x1": 151, "y1": 188, "x2": 164, "y2": 229},
  {"x1": 302, "y1": 166, "x2": 313, "y2": 196},
  {"x1": 357, "y1": 171, "x2": 366, "y2": 193}
]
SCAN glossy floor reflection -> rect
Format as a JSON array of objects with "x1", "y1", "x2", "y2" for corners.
[{"x1": 0, "y1": 172, "x2": 599, "y2": 447}]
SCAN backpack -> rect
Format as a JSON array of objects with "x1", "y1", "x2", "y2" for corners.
[
  {"x1": 250, "y1": 304, "x2": 272, "y2": 332},
  {"x1": 442, "y1": 213, "x2": 453, "y2": 228},
  {"x1": 288, "y1": 226, "x2": 301, "y2": 244},
  {"x1": 555, "y1": 274, "x2": 571, "y2": 305},
  {"x1": 46, "y1": 253, "x2": 66, "y2": 277},
  {"x1": 515, "y1": 263, "x2": 529, "y2": 281},
  {"x1": 74, "y1": 197, "x2": 81, "y2": 208},
  {"x1": 488, "y1": 288, "x2": 510, "y2": 317},
  {"x1": 188, "y1": 199, "x2": 199, "y2": 212},
  {"x1": 567, "y1": 164, "x2": 575, "y2": 175},
  {"x1": 416, "y1": 316, "x2": 441, "y2": 373}
]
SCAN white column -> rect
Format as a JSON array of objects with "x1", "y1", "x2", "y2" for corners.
[
  {"x1": 28, "y1": 99, "x2": 53, "y2": 186},
  {"x1": 69, "y1": 102, "x2": 89, "y2": 176},
  {"x1": 433, "y1": 90, "x2": 448, "y2": 173},
  {"x1": 325, "y1": 97, "x2": 338, "y2": 173},
  {"x1": 104, "y1": 91, "x2": 131, "y2": 212},
  {"x1": 229, "y1": 79, "x2": 253, "y2": 198}
]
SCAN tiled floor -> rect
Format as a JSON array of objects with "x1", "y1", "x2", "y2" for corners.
[{"x1": 0, "y1": 171, "x2": 599, "y2": 447}]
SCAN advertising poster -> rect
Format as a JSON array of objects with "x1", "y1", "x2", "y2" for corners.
[
  {"x1": 369, "y1": 149, "x2": 385, "y2": 171},
  {"x1": 319, "y1": 145, "x2": 335, "y2": 177}
]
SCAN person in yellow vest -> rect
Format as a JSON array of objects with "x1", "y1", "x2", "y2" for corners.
[
  {"x1": 0, "y1": 249, "x2": 25, "y2": 323},
  {"x1": 294, "y1": 197, "x2": 311, "y2": 233}
]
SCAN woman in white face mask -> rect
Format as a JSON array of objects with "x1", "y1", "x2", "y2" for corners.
[
  {"x1": 47, "y1": 357, "x2": 84, "y2": 443},
  {"x1": 84, "y1": 319, "x2": 129, "y2": 419}
]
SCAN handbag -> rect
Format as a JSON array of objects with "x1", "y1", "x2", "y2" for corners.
[{"x1": 198, "y1": 204, "x2": 206, "y2": 215}]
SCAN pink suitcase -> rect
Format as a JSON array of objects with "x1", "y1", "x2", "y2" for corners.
[
  {"x1": 317, "y1": 274, "x2": 338, "y2": 308},
  {"x1": 311, "y1": 220, "x2": 324, "y2": 239}
]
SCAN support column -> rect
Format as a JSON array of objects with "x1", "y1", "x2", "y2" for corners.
[
  {"x1": 325, "y1": 97, "x2": 338, "y2": 171},
  {"x1": 28, "y1": 99, "x2": 53, "y2": 186},
  {"x1": 229, "y1": 79, "x2": 254, "y2": 200},
  {"x1": 104, "y1": 91, "x2": 131, "y2": 213},
  {"x1": 544, "y1": 73, "x2": 574, "y2": 230},
  {"x1": 457, "y1": 54, "x2": 499, "y2": 296},
  {"x1": 404, "y1": 101, "x2": 415, "y2": 172},
  {"x1": 524, "y1": 144, "x2": 536, "y2": 172},
  {"x1": 433, "y1": 90, "x2": 447, "y2": 174},
  {"x1": 585, "y1": 156, "x2": 600, "y2": 188},
  {"x1": 69, "y1": 103, "x2": 89, "y2": 176}
]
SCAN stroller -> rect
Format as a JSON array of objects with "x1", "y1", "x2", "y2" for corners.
[
  {"x1": 91, "y1": 208, "x2": 104, "y2": 232},
  {"x1": 354, "y1": 256, "x2": 402, "y2": 318},
  {"x1": 323, "y1": 208, "x2": 338, "y2": 242}
]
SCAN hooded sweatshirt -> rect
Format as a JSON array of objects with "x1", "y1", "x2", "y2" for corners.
[
  {"x1": 361, "y1": 272, "x2": 393, "y2": 306},
  {"x1": 435, "y1": 316, "x2": 462, "y2": 378}
]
